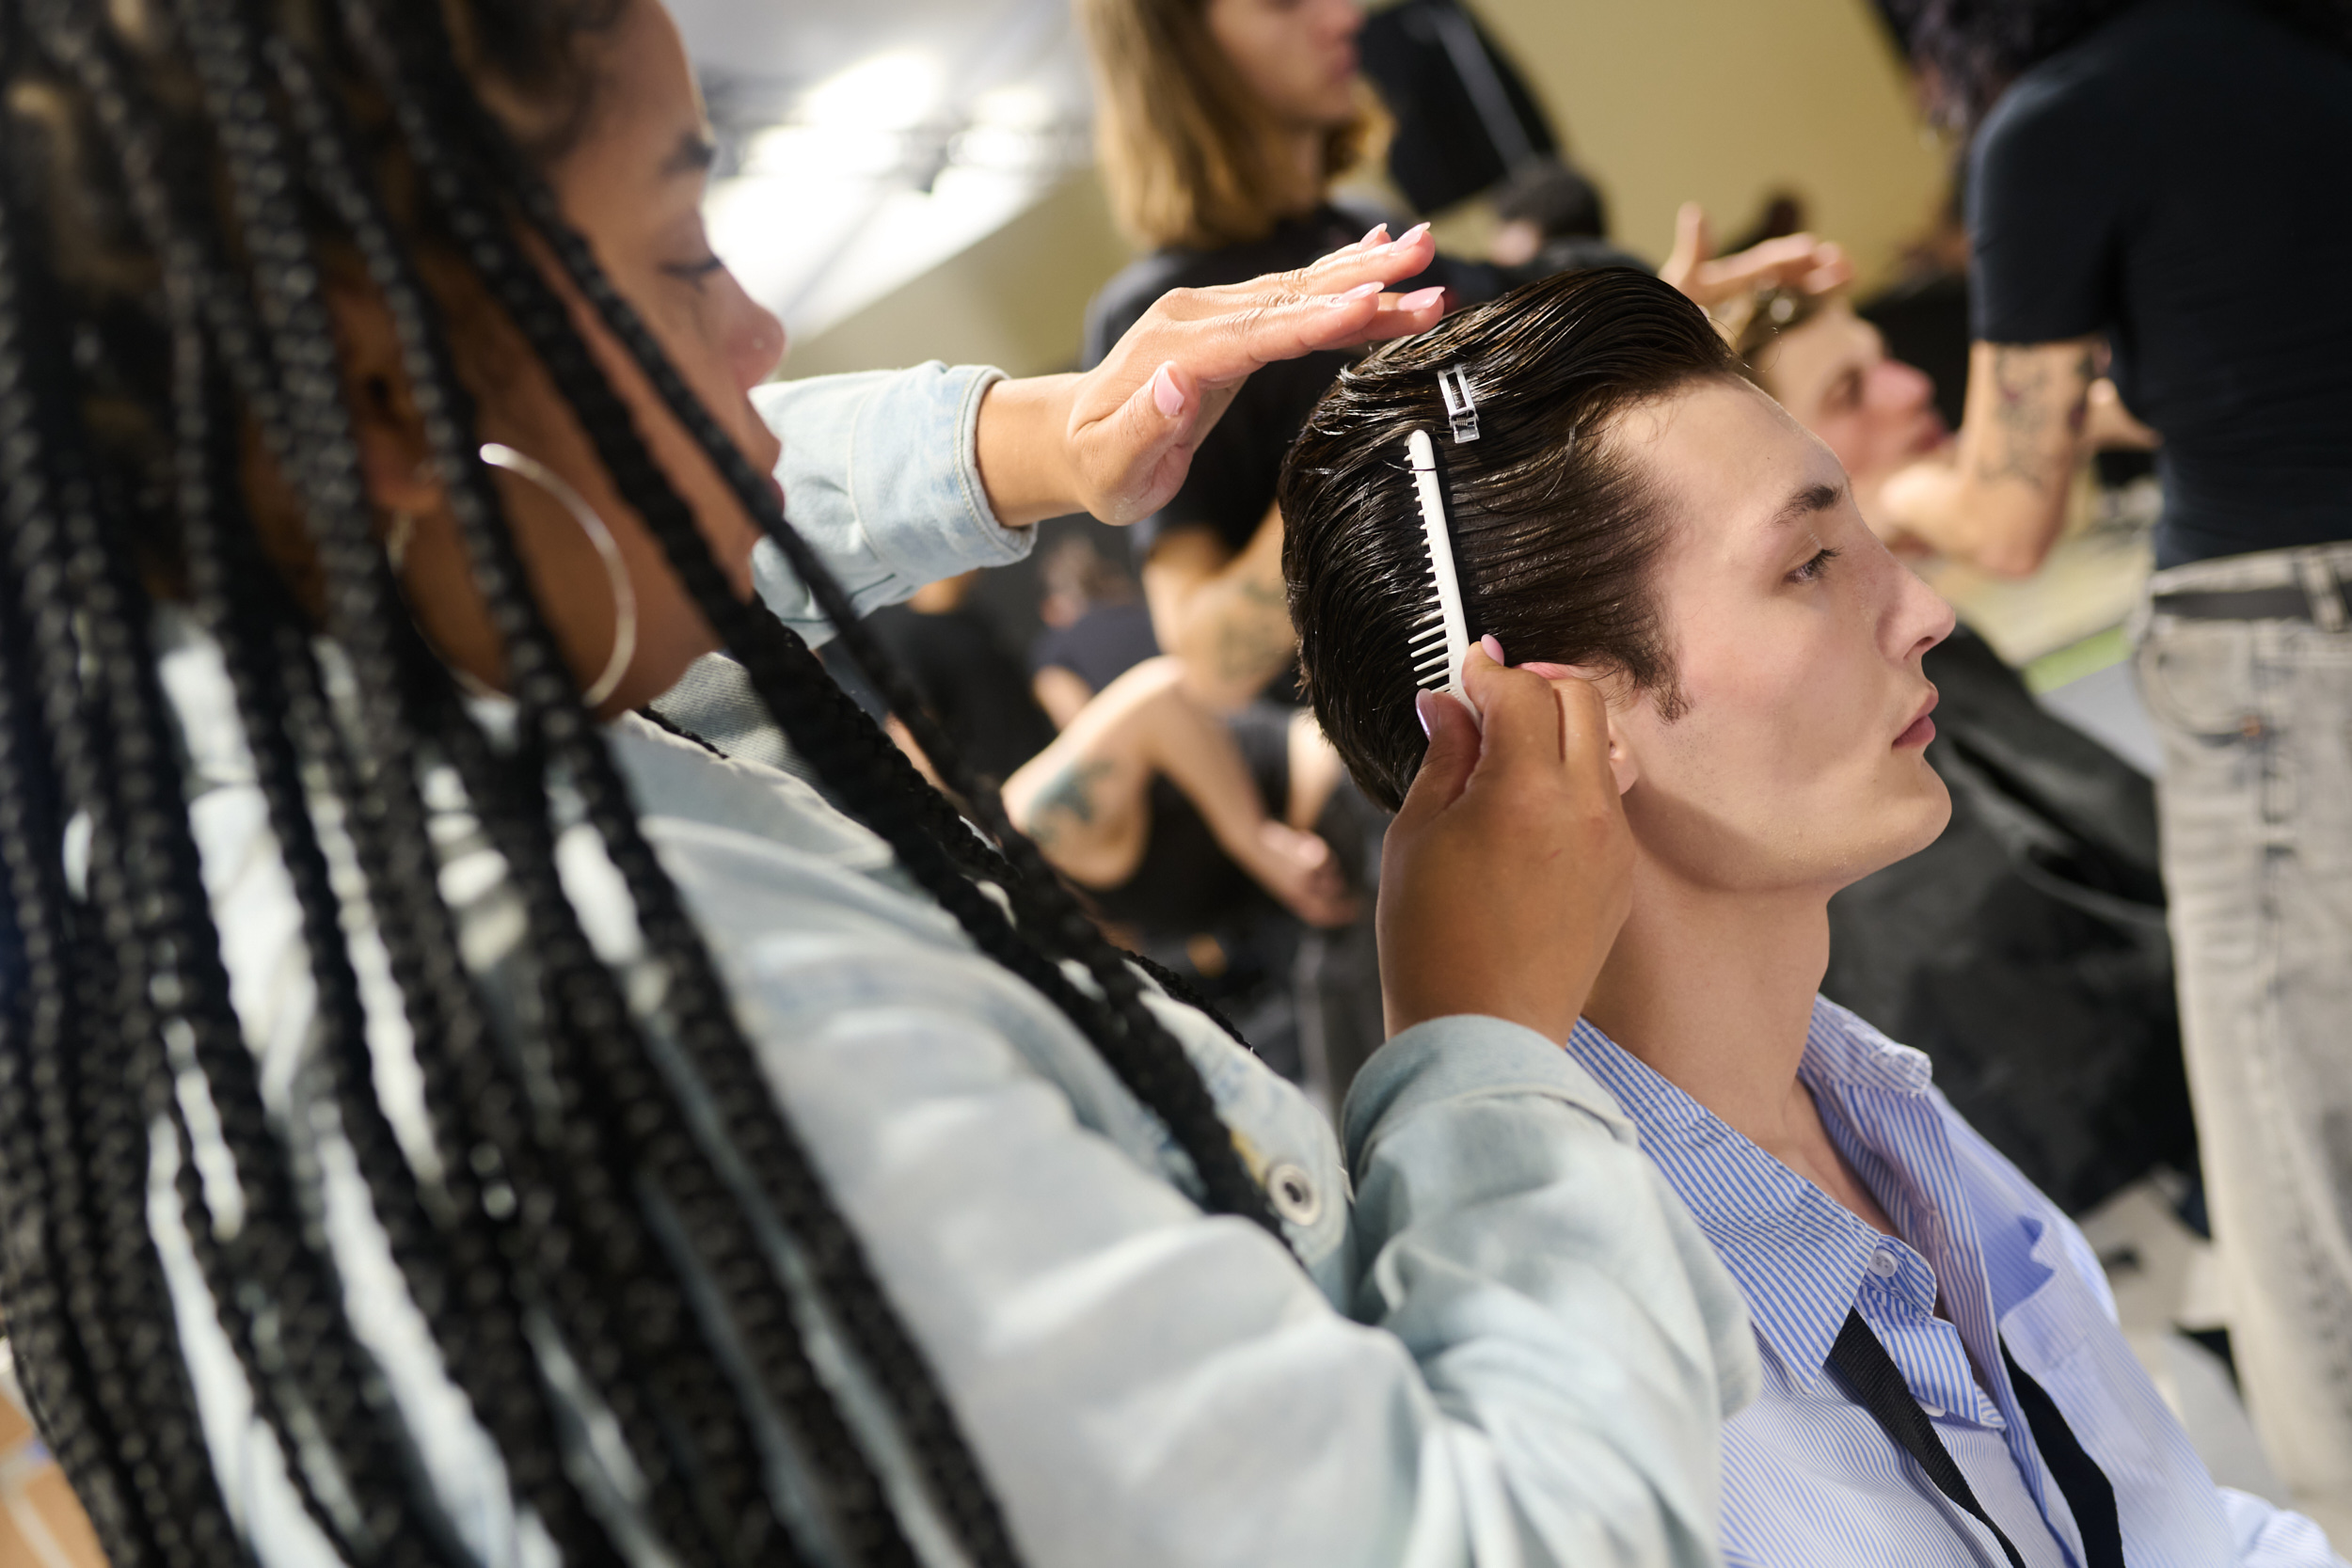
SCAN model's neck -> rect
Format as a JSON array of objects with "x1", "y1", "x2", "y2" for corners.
[{"x1": 1582, "y1": 861, "x2": 1833, "y2": 1152}]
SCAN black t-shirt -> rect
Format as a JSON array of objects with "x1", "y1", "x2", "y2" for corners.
[
  {"x1": 1968, "y1": 0, "x2": 2352, "y2": 566},
  {"x1": 863, "y1": 605, "x2": 1057, "y2": 786},
  {"x1": 1083, "y1": 204, "x2": 1503, "y2": 562},
  {"x1": 1029, "y1": 601, "x2": 1160, "y2": 694}
]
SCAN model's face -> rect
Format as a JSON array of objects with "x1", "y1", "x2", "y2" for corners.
[
  {"x1": 1205, "y1": 0, "x2": 1364, "y2": 131},
  {"x1": 1752, "y1": 301, "x2": 1947, "y2": 520},
  {"x1": 1606, "y1": 378, "x2": 1954, "y2": 897},
  {"x1": 381, "y1": 0, "x2": 787, "y2": 712}
]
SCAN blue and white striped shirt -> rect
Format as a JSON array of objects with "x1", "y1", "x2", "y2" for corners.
[{"x1": 1565, "y1": 998, "x2": 2344, "y2": 1568}]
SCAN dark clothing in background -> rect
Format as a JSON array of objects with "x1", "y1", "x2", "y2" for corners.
[
  {"x1": 862, "y1": 604, "x2": 1057, "y2": 785},
  {"x1": 1084, "y1": 705, "x2": 1294, "y2": 935},
  {"x1": 1029, "y1": 602, "x2": 1160, "y2": 694},
  {"x1": 1823, "y1": 627, "x2": 2197, "y2": 1216},
  {"x1": 1084, "y1": 205, "x2": 1505, "y2": 563},
  {"x1": 1967, "y1": 0, "x2": 2352, "y2": 567}
]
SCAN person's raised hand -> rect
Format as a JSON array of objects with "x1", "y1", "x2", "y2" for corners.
[
  {"x1": 974, "y1": 224, "x2": 1450, "y2": 528},
  {"x1": 1377, "y1": 640, "x2": 1633, "y2": 1043},
  {"x1": 1660, "y1": 201, "x2": 1852, "y2": 310}
]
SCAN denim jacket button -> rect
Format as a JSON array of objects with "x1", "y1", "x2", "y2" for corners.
[{"x1": 1266, "y1": 1163, "x2": 1322, "y2": 1227}]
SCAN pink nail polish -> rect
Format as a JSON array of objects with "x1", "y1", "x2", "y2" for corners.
[
  {"x1": 1398, "y1": 286, "x2": 1446, "y2": 311},
  {"x1": 1480, "y1": 633, "x2": 1506, "y2": 665},
  {"x1": 1360, "y1": 223, "x2": 1389, "y2": 246},
  {"x1": 1152, "y1": 363, "x2": 1184, "y2": 418},
  {"x1": 1414, "y1": 689, "x2": 1440, "y2": 737},
  {"x1": 1326, "y1": 280, "x2": 1382, "y2": 306},
  {"x1": 1390, "y1": 222, "x2": 1431, "y2": 248}
]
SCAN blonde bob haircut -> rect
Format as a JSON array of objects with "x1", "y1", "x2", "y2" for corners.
[{"x1": 1079, "y1": 0, "x2": 1383, "y2": 250}]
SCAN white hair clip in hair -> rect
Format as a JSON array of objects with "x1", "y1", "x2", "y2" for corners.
[
  {"x1": 1438, "y1": 363, "x2": 1480, "y2": 443},
  {"x1": 1404, "y1": 427, "x2": 1472, "y2": 698}
]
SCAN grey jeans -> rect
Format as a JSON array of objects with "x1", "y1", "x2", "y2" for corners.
[{"x1": 2134, "y1": 540, "x2": 2352, "y2": 1528}]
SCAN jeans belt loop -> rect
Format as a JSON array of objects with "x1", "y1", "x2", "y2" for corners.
[{"x1": 2296, "y1": 551, "x2": 2349, "y2": 632}]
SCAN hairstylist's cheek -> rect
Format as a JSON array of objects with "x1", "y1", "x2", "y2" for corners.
[{"x1": 724, "y1": 278, "x2": 787, "y2": 391}]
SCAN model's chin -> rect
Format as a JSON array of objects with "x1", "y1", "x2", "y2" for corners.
[{"x1": 1827, "y1": 768, "x2": 1952, "y2": 893}]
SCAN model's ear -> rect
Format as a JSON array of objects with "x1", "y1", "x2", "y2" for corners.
[
  {"x1": 322, "y1": 272, "x2": 444, "y2": 519},
  {"x1": 1602, "y1": 706, "x2": 1638, "y2": 796},
  {"x1": 1520, "y1": 660, "x2": 1640, "y2": 795}
]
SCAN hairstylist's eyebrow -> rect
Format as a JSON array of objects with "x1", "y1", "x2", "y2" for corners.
[
  {"x1": 660, "y1": 131, "x2": 719, "y2": 178},
  {"x1": 1767, "y1": 480, "x2": 1845, "y2": 531}
]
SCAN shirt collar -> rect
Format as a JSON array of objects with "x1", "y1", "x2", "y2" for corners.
[{"x1": 1562, "y1": 998, "x2": 1944, "y2": 1389}]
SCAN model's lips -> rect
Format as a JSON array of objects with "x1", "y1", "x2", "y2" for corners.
[{"x1": 1895, "y1": 688, "x2": 1940, "y2": 749}]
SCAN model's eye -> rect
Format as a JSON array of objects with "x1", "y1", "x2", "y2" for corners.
[{"x1": 1789, "y1": 546, "x2": 1840, "y2": 583}]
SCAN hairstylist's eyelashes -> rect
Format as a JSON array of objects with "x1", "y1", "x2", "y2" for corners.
[
  {"x1": 1788, "y1": 545, "x2": 1840, "y2": 583},
  {"x1": 663, "y1": 254, "x2": 727, "y2": 289}
]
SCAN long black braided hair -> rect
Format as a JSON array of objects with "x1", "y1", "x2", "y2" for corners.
[{"x1": 0, "y1": 0, "x2": 1288, "y2": 1563}]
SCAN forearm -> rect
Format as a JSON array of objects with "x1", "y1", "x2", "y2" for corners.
[
  {"x1": 707, "y1": 897, "x2": 1748, "y2": 1564},
  {"x1": 1152, "y1": 509, "x2": 1295, "y2": 711},
  {"x1": 748, "y1": 366, "x2": 1034, "y2": 645},
  {"x1": 1128, "y1": 671, "x2": 1282, "y2": 862},
  {"x1": 1881, "y1": 338, "x2": 2099, "y2": 578}
]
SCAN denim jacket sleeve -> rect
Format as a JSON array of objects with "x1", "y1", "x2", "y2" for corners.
[{"x1": 747, "y1": 363, "x2": 1028, "y2": 645}]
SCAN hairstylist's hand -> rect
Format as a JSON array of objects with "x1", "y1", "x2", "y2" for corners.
[
  {"x1": 975, "y1": 225, "x2": 1449, "y2": 528},
  {"x1": 1378, "y1": 643, "x2": 1633, "y2": 1043},
  {"x1": 1660, "y1": 202, "x2": 1851, "y2": 310}
]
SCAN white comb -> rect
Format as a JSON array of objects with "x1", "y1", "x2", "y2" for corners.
[{"x1": 1404, "y1": 427, "x2": 1471, "y2": 699}]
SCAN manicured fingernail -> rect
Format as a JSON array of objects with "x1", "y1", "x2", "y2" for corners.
[
  {"x1": 1151, "y1": 361, "x2": 1184, "y2": 418},
  {"x1": 1414, "y1": 689, "x2": 1441, "y2": 737},
  {"x1": 1327, "y1": 280, "x2": 1382, "y2": 306},
  {"x1": 1481, "y1": 633, "x2": 1506, "y2": 665},
  {"x1": 1397, "y1": 285, "x2": 1445, "y2": 311},
  {"x1": 1360, "y1": 223, "x2": 1389, "y2": 246},
  {"x1": 1389, "y1": 222, "x2": 1431, "y2": 248}
]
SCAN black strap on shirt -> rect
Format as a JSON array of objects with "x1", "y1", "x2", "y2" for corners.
[
  {"x1": 1826, "y1": 1309, "x2": 2127, "y2": 1568},
  {"x1": 2002, "y1": 1344, "x2": 2126, "y2": 1568}
]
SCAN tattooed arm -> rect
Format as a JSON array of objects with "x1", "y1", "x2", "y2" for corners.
[
  {"x1": 1140, "y1": 503, "x2": 1297, "y2": 713},
  {"x1": 1877, "y1": 335, "x2": 2106, "y2": 578}
]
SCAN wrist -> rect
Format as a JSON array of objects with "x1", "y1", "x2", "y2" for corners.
[{"x1": 974, "y1": 373, "x2": 1082, "y2": 529}]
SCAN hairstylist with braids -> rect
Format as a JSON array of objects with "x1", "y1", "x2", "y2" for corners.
[{"x1": 0, "y1": 2, "x2": 1759, "y2": 1566}]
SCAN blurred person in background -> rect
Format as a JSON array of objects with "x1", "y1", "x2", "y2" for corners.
[
  {"x1": 860, "y1": 568, "x2": 1058, "y2": 791},
  {"x1": 1878, "y1": 0, "x2": 2352, "y2": 1528},
  {"x1": 1486, "y1": 154, "x2": 1648, "y2": 284},
  {"x1": 1075, "y1": 0, "x2": 1851, "y2": 716},
  {"x1": 1005, "y1": 657, "x2": 1357, "y2": 941},
  {"x1": 1030, "y1": 532, "x2": 1161, "y2": 725}
]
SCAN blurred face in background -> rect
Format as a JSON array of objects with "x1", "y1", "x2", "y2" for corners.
[
  {"x1": 1750, "y1": 299, "x2": 1948, "y2": 524},
  {"x1": 1205, "y1": 0, "x2": 1365, "y2": 131}
]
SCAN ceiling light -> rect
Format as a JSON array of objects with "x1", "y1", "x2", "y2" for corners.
[{"x1": 801, "y1": 51, "x2": 943, "y2": 132}]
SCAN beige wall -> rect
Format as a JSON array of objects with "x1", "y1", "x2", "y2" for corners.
[
  {"x1": 782, "y1": 0, "x2": 1947, "y2": 382},
  {"x1": 1477, "y1": 0, "x2": 1947, "y2": 280}
]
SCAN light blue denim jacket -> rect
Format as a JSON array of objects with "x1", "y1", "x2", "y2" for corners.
[{"x1": 152, "y1": 363, "x2": 1759, "y2": 1568}]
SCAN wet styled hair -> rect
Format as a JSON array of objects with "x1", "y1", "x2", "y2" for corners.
[
  {"x1": 0, "y1": 2, "x2": 1282, "y2": 1565},
  {"x1": 1279, "y1": 267, "x2": 1735, "y2": 812}
]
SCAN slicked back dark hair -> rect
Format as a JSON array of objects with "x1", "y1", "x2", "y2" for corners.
[
  {"x1": 0, "y1": 2, "x2": 1286, "y2": 1565},
  {"x1": 1279, "y1": 267, "x2": 1734, "y2": 813}
]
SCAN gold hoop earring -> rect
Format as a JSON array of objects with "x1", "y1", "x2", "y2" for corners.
[{"x1": 479, "y1": 442, "x2": 638, "y2": 708}]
